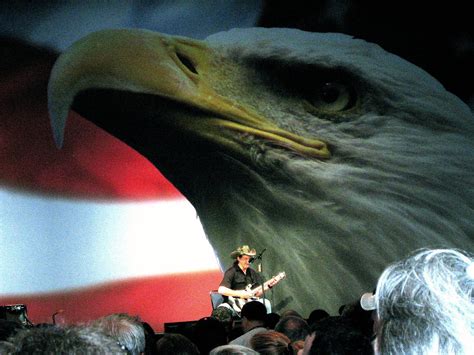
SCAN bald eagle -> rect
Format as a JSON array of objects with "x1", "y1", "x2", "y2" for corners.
[{"x1": 48, "y1": 28, "x2": 474, "y2": 315}]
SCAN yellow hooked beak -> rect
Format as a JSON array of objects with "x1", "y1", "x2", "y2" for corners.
[{"x1": 48, "y1": 29, "x2": 330, "y2": 159}]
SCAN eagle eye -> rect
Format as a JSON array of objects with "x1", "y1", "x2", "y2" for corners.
[
  {"x1": 310, "y1": 81, "x2": 355, "y2": 112},
  {"x1": 176, "y1": 52, "x2": 198, "y2": 74}
]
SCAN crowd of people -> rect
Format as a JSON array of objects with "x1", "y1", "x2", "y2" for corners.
[{"x1": 0, "y1": 248, "x2": 472, "y2": 354}]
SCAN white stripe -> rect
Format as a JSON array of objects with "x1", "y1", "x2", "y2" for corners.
[{"x1": 0, "y1": 188, "x2": 219, "y2": 294}]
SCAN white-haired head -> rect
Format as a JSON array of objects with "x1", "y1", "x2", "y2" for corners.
[{"x1": 373, "y1": 248, "x2": 473, "y2": 354}]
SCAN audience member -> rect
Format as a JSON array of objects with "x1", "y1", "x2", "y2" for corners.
[
  {"x1": 91, "y1": 313, "x2": 145, "y2": 355},
  {"x1": 274, "y1": 315, "x2": 309, "y2": 343},
  {"x1": 155, "y1": 333, "x2": 199, "y2": 355},
  {"x1": 250, "y1": 330, "x2": 291, "y2": 354},
  {"x1": 0, "y1": 340, "x2": 15, "y2": 353},
  {"x1": 212, "y1": 306, "x2": 234, "y2": 334},
  {"x1": 265, "y1": 312, "x2": 281, "y2": 330},
  {"x1": 7, "y1": 324, "x2": 125, "y2": 353},
  {"x1": 303, "y1": 316, "x2": 373, "y2": 355},
  {"x1": 191, "y1": 316, "x2": 228, "y2": 354},
  {"x1": 210, "y1": 344, "x2": 259, "y2": 354},
  {"x1": 0, "y1": 319, "x2": 24, "y2": 341},
  {"x1": 307, "y1": 309, "x2": 329, "y2": 327},
  {"x1": 339, "y1": 300, "x2": 373, "y2": 338},
  {"x1": 141, "y1": 321, "x2": 157, "y2": 355},
  {"x1": 280, "y1": 309, "x2": 303, "y2": 319},
  {"x1": 366, "y1": 248, "x2": 474, "y2": 354},
  {"x1": 229, "y1": 301, "x2": 267, "y2": 348}
]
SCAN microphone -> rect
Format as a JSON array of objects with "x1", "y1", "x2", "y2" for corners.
[
  {"x1": 252, "y1": 248, "x2": 266, "y2": 272},
  {"x1": 249, "y1": 248, "x2": 266, "y2": 263},
  {"x1": 255, "y1": 248, "x2": 266, "y2": 260}
]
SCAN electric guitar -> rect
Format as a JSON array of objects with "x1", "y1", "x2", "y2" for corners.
[{"x1": 227, "y1": 272, "x2": 286, "y2": 313}]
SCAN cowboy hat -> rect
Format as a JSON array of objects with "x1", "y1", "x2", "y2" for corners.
[{"x1": 230, "y1": 245, "x2": 257, "y2": 258}]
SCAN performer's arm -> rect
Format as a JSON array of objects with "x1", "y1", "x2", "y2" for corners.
[{"x1": 218, "y1": 286, "x2": 252, "y2": 299}]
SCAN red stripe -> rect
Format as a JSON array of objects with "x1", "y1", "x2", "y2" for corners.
[{"x1": 0, "y1": 270, "x2": 223, "y2": 333}]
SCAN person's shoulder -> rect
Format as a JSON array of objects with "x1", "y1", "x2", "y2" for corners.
[{"x1": 225, "y1": 264, "x2": 237, "y2": 273}]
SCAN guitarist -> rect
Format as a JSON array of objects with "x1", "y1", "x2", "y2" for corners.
[{"x1": 218, "y1": 245, "x2": 273, "y2": 314}]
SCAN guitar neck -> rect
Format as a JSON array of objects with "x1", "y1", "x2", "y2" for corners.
[{"x1": 251, "y1": 277, "x2": 278, "y2": 295}]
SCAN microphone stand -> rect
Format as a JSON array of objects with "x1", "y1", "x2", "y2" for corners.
[{"x1": 254, "y1": 248, "x2": 267, "y2": 312}]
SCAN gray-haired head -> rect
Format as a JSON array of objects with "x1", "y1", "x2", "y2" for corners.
[
  {"x1": 91, "y1": 313, "x2": 145, "y2": 355},
  {"x1": 374, "y1": 248, "x2": 473, "y2": 354},
  {"x1": 7, "y1": 325, "x2": 125, "y2": 354}
]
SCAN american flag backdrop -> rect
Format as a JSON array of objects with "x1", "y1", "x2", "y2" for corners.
[{"x1": 0, "y1": 37, "x2": 223, "y2": 332}]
